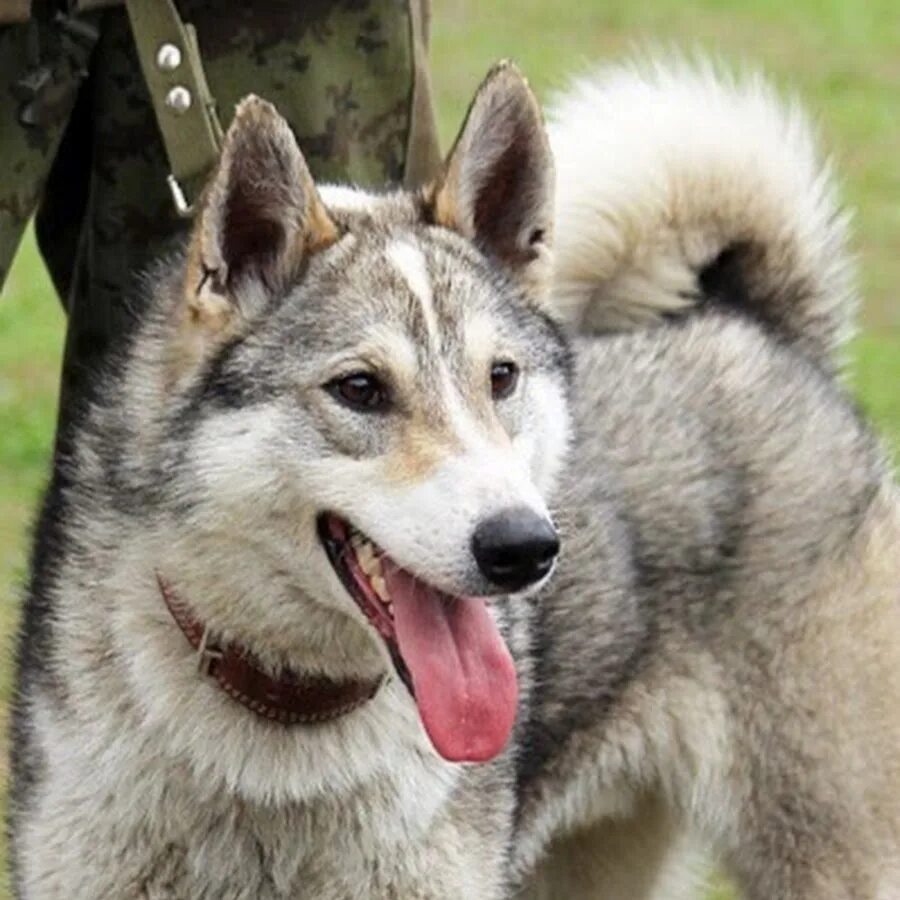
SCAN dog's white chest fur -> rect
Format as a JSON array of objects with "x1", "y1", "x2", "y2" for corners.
[{"x1": 20, "y1": 697, "x2": 513, "y2": 898}]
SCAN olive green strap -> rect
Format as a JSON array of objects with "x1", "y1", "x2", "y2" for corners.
[
  {"x1": 124, "y1": 0, "x2": 222, "y2": 215},
  {"x1": 403, "y1": 0, "x2": 442, "y2": 188}
]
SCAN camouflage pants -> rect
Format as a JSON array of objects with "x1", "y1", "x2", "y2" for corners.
[{"x1": 0, "y1": 0, "x2": 440, "y2": 420}]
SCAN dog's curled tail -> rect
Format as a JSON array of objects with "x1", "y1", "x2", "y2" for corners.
[{"x1": 548, "y1": 58, "x2": 856, "y2": 366}]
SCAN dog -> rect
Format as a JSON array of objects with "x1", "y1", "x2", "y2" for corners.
[{"x1": 9, "y1": 58, "x2": 900, "y2": 899}]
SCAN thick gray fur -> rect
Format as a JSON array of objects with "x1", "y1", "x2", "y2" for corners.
[{"x1": 9, "y1": 59, "x2": 900, "y2": 899}]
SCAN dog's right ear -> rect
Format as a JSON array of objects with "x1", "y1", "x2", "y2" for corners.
[{"x1": 176, "y1": 96, "x2": 338, "y2": 369}]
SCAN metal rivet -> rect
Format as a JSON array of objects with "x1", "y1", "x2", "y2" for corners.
[
  {"x1": 165, "y1": 86, "x2": 192, "y2": 114},
  {"x1": 156, "y1": 42, "x2": 182, "y2": 72}
]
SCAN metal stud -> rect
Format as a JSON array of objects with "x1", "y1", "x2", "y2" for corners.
[
  {"x1": 156, "y1": 42, "x2": 182, "y2": 72},
  {"x1": 165, "y1": 85, "x2": 192, "y2": 114}
]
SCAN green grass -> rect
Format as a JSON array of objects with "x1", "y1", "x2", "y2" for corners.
[{"x1": 0, "y1": 1, "x2": 897, "y2": 896}]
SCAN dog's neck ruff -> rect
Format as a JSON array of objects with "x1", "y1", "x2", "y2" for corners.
[{"x1": 157, "y1": 575, "x2": 382, "y2": 725}]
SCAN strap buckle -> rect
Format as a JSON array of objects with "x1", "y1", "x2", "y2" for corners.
[
  {"x1": 126, "y1": 0, "x2": 222, "y2": 220},
  {"x1": 167, "y1": 173, "x2": 195, "y2": 218},
  {"x1": 196, "y1": 625, "x2": 224, "y2": 675}
]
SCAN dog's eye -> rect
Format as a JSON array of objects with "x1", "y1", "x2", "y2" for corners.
[
  {"x1": 327, "y1": 372, "x2": 390, "y2": 412},
  {"x1": 490, "y1": 361, "x2": 519, "y2": 400}
]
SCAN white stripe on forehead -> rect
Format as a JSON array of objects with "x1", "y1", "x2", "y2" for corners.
[
  {"x1": 318, "y1": 184, "x2": 381, "y2": 214},
  {"x1": 385, "y1": 239, "x2": 439, "y2": 345}
]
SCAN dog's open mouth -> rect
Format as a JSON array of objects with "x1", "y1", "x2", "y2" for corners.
[
  {"x1": 317, "y1": 514, "x2": 409, "y2": 687},
  {"x1": 317, "y1": 513, "x2": 518, "y2": 764}
]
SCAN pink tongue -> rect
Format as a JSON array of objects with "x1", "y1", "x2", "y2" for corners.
[{"x1": 385, "y1": 566, "x2": 518, "y2": 763}]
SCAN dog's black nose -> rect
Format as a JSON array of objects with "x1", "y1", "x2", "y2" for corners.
[{"x1": 472, "y1": 508, "x2": 560, "y2": 591}]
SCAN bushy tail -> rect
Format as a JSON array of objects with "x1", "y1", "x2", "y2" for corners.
[{"x1": 547, "y1": 57, "x2": 856, "y2": 366}]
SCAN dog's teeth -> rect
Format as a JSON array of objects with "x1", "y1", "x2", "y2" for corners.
[
  {"x1": 356, "y1": 541, "x2": 385, "y2": 580},
  {"x1": 370, "y1": 574, "x2": 389, "y2": 601},
  {"x1": 356, "y1": 540, "x2": 375, "y2": 565}
]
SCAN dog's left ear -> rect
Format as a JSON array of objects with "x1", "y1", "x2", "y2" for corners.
[{"x1": 425, "y1": 62, "x2": 554, "y2": 293}]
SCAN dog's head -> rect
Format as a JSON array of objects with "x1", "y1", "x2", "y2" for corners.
[{"x1": 148, "y1": 64, "x2": 571, "y2": 763}]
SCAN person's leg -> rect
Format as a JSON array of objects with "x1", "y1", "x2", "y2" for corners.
[
  {"x1": 0, "y1": 0, "x2": 97, "y2": 292},
  {"x1": 55, "y1": 0, "x2": 441, "y2": 423}
]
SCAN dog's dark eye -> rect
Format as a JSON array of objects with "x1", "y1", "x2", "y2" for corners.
[
  {"x1": 327, "y1": 372, "x2": 390, "y2": 412},
  {"x1": 490, "y1": 361, "x2": 519, "y2": 400}
]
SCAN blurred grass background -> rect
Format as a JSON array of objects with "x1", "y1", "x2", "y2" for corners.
[{"x1": 0, "y1": 0, "x2": 897, "y2": 895}]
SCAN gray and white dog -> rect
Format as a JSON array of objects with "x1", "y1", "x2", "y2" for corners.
[{"x1": 10, "y1": 59, "x2": 900, "y2": 899}]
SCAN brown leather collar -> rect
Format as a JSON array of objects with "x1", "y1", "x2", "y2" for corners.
[{"x1": 157, "y1": 574, "x2": 382, "y2": 725}]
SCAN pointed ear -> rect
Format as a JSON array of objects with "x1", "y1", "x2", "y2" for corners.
[
  {"x1": 182, "y1": 94, "x2": 338, "y2": 333},
  {"x1": 425, "y1": 62, "x2": 554, "y2": 292}
]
